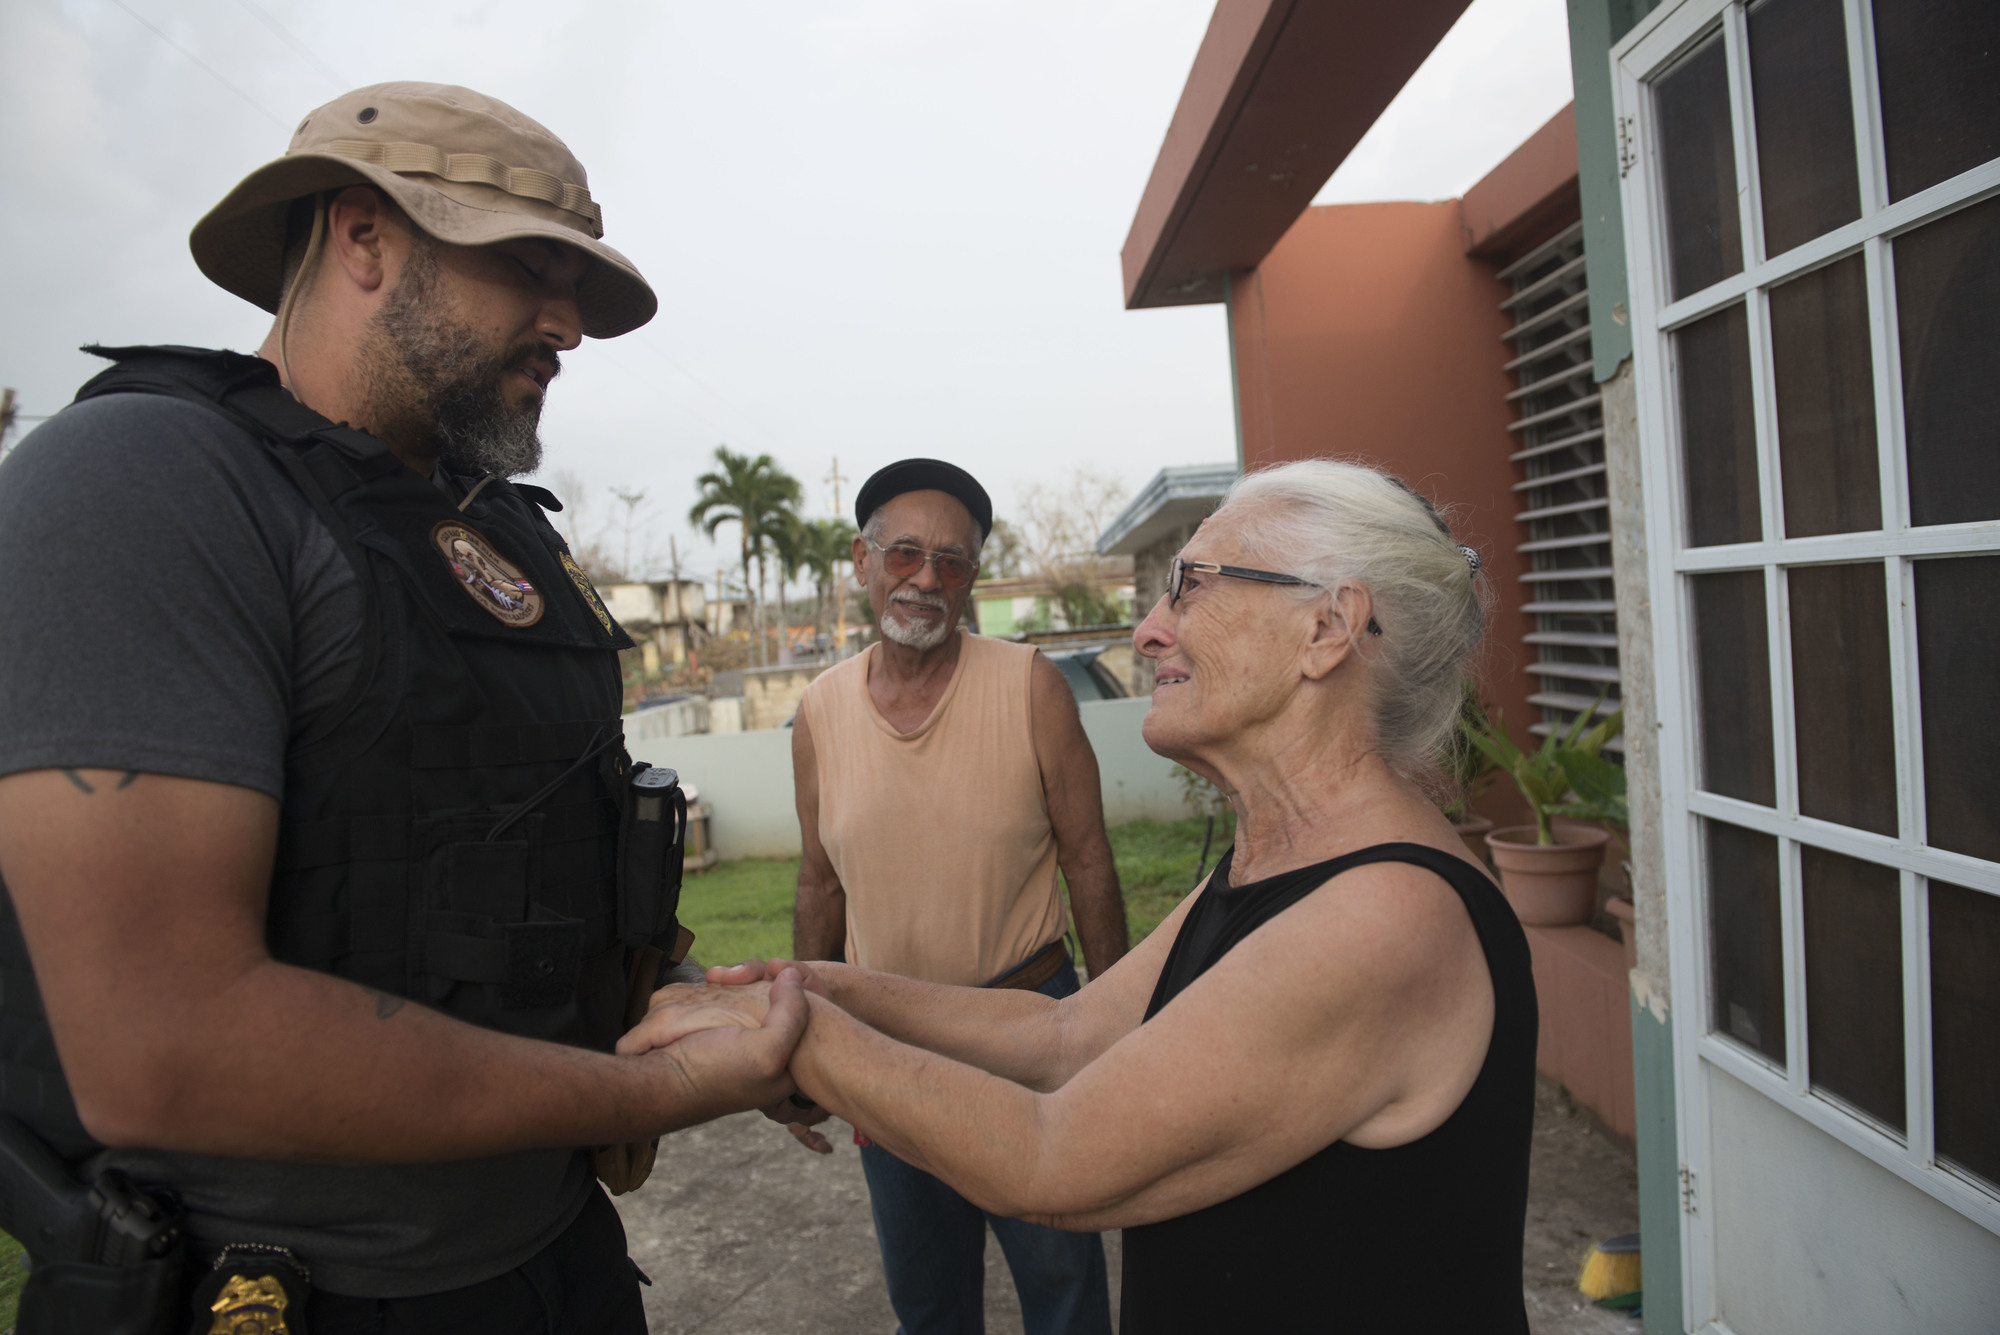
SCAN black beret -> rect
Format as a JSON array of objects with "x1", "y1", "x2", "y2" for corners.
[{"x1": 853, "y1": 458, "x2": 993, "y2": 540}]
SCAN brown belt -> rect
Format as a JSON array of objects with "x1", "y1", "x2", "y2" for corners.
[{"x1": 985, "y1": 937, "x2": 1069, "y2": 991}]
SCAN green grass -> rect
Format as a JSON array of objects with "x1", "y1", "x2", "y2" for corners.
[
  {"x1": 676, "y1": 813, "x2": 1234, "y2": 965},
  {"x1": 0, "y1": 1229, "x2": 22, "y2": 1329},
  {"x1": 1108, "y1": 813, "x2": 1235, "y2": 942},
  {"x1": 678, "y1": 855, "x2": 802, "y2": 965}
]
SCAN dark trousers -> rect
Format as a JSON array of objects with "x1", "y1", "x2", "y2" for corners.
[
  {"x1": 305, "y1": 1186, "x2": 646, "y2": 1335},
  {"x1": 858, "y1": 959, "x2": 1113, "y2": 1335}
]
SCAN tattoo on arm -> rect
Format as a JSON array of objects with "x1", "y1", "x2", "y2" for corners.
[
  {"x1": 368, "y1": 990, "x2": 407, "y2": 1021},
  {"x1": 59, "y1": 770, "x2": 142, "y2": 795}
]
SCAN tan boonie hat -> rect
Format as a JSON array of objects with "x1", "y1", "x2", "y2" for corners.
[{"x1": 189, "y1": 82, "x2": 656, "y2": 338}]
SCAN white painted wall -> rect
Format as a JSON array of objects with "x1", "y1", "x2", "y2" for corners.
[
  {"x1": 632, "y1": 696, "x2": 1187, "y2": 862},
  {"x1": 625, "y1": 696, "x2": 710, "y2": 743},
  {"x1": 1707, "y1": 1068, "x2": 2000, "y2": 1334}
]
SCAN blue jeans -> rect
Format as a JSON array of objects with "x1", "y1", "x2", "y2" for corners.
[{"x1": 859, "y1": 957, "x2": 1112, "y2": 1335}]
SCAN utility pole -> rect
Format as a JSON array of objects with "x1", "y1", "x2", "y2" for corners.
[
  {"x1": 825, "y1": 455, "x2": 847, "y2": 518},
  {"x1": 827, "y1": 455, "x2": 851, "y2": 658},
  {"x1": 0, "y1": 389, "x2": 16, "y2": 464}
]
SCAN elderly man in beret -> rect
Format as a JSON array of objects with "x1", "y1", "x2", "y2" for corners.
[{"x1": 787, "y1": 458, "x2": 1127, "y2": 1335}]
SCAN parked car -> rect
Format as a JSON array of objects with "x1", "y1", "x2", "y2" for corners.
[{"x1": 1043, "y1": 646, "x2": 1127, "y2": 702}]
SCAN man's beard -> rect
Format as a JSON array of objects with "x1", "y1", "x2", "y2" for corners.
[
  {"x1": 362, "y1": 240, "x2": 556, "y2": 478},
  {"x1": 880, "y1": 591, "x2": 954, "y2": 651}
]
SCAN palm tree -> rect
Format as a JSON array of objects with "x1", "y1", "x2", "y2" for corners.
[
  {"x1": 796, "y1": 517, "x2": 859, "y2": 645},
  {"x1": 688, "y1": 447, "x2": 803, "y2": 666}
]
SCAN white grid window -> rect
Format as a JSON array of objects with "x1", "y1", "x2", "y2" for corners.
[{"x1": 1616, "y1": 0, "x2": 2000, "y2": 1243}]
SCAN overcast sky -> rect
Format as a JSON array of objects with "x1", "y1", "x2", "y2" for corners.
[{"x1": 2, "y1": 0, "x2": 1572, "y2": 585}]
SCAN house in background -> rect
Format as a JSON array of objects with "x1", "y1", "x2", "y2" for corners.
[
  {"x1": 969, "y1": 556, "x2": 1136, "y2": 638},
  {"x1": 600, "y1": 578, "x2": 706, "y2": 673},
  {"x1": 1122, "y1": 1, "x2": 2000, "y2": 1331}
]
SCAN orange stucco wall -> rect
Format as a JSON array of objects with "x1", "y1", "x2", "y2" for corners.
[{"x1": 1227, "y1": 200, "x2": 1541, "y2": 819}]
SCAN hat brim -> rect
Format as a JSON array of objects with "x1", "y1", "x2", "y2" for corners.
[{"x1": 189, "y1": 153, "x2": 657, "y2": 339}]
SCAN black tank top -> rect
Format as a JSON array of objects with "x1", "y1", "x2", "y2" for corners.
[{"x1": 1119, "y1": 842, "x2": 1536, "y2": 1334}]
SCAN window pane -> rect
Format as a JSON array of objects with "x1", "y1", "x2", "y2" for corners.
[
  {"x1": 1692, "y1": 570, "x2": 1776, "y2": 806},
  {"x1": 1789, "y1": 563, "x2": 1896, "y2": 834},
  {"x1": 1678, "y1": 302, "x2": 1762, "y2": 546},
  {"x1": 1802, "y1": 847, "x2": 1904, "y2": 1131},
  {"x1": 1873, "y1": 0, "x2": 2000, "y2": 203},
  {"x1": 1772, "y1": 255, "x2": 1880, "y2": 536},
  {"x1": 1657, "y1": 30, "x2": 1745, "y2": 299},
  {"x1": 1931, "y1": 880, "x2": 2000, "y2": 1188},
  {"x1": 1894, "y1": 195, "x2": 2000, "y2": 527},
  {"x1": 1749, "y1": 0, "x2": 1861, "y2": 256},
  {"x1": 1708, "y1": 820, "x2": 1786, "y2": 1064},
  {"x1": 1914, "y1": 556, "x2": 2000, "y2": 862}
]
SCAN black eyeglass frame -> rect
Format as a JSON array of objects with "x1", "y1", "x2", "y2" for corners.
[
  {"x1": 1167, "y1": 556, "x2": 1382, "y2": 635},
  {"x1": 865, "y1": 537, "x2": 980, "y2": 589}
]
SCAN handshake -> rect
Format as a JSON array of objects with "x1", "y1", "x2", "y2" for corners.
[{"x1": 615, "y1": 959, "x2": 843, "y2": 1154}]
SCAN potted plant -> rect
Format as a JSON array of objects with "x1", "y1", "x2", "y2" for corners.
[
  {"x1": 1439, "y1": 685, "x2": 1501, "y2": 864},
  {"x1": 1460, "y1": 691, "x2": 1624, "y2": 925}
]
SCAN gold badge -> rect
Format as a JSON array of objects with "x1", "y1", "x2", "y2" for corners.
[
  {"x1": 206, "y1": 1272, "x2": 290, "y2": 1334},
  {"x1": 432, "y1": 521, "x2": 545, "y2": 627},
  {"x1": 561, "y1": 549, "x2": 614, "y2": 633}
]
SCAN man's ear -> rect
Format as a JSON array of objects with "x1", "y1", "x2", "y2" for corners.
[
  {"x1": 850, "y1": 534, "x2": 870, "y2": 582},
  {"x1": 323, "y1": 185, "x2": 397, "y2": 295},
  {"x1": 1302, "y1": 583, "x2": 1374, "y2": 681}
]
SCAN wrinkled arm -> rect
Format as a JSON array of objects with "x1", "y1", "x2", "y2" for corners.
[
  {"x1": 790, "y1": 709, "x2": 847, "y2": 963},
  {"x1": 0, "y1": 769, "x2": 804, "y2": 1163},
  {"x1": 786, "y1": 861, "x2": 1494, "y2": 1230},
  {"x1": 1029, "y1": 653, "x2": 1126, "y2": 977}
]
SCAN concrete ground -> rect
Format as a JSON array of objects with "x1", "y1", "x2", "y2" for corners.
[{"x1": 616, "y1": 1076, "x2": 1642, "y2": 1334}]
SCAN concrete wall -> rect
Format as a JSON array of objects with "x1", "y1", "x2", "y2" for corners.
[
  {"x1": 1526, "y1": 924, "x2": 1635, "y2": 1140},
  {"x1": 741, "y1": 665, "x2": 824, "y2": 732},
  {"x1": 650, "y1": 697, "x2": 1189, "y2": 863},
  {"x1": 1224, "y1": 199, "x2": 1543, "y2": 823},
  {"x1": 625, "y1": 696, "x2": 711, "y2": 744}
]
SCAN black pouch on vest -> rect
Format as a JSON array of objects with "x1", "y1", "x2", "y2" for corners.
[{"x1": 617, "y1": 764, "x2": 687, "y2": 956}]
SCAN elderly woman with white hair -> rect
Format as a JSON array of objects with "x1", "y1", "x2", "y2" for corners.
[{"x1": 632, "y1": 459, "x2": 1535, "y2": 1332}]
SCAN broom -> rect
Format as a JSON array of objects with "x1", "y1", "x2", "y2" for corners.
[{"x1": 1577, "y1": 1232, "x2": 1641, "y2": 1303}]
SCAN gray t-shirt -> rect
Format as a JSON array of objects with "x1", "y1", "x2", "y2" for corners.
[{"x1": 0, "y1": 390, "x2": 591, "y2": 1297}]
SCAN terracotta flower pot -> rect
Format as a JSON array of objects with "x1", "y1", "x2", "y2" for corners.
[
  {"x1": 1485, "y1": 824, "x2": 1611, "y2": 926},
  {"x1": 1606, "y1": 895, "x2": 1638, "y2": 973},
  {"x1": 1450, "y1": 815, "x2": 1495, "y2": 866}
]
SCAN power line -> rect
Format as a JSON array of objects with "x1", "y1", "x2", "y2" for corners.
[
  {"x1": 230, "y1": 0, "x2": 350, "y2": 92},
  {"x1": 103, "y1": 0, "x2": 290, "y2": 130}
]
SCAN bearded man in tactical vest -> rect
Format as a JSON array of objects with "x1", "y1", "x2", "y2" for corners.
[{"x1": 0, "y1": 83, "x2": 813, "y2": 1333}]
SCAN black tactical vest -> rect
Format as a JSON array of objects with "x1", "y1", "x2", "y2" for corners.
[{"x1": 0, "y1": 346, "x2": 674, "y2": 1160}]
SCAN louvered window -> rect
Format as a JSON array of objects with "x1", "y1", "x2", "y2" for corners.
[{"x1": 1499, "y1": 222, "x2": 1620, "y2": 746}]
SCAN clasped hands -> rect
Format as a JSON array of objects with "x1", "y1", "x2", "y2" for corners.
[{"x1": 615, "y1": 959, "x2": 839, "y2": 1153}]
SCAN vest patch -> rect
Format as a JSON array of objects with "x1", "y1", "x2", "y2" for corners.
[
  {"x1": 561, "y1": 550, "x2": 614, "y2": 633},
  {"x1": 433, "y1": 520, "x2": 545, "y2": 627}
]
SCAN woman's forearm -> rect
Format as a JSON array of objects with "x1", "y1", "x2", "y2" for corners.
[{"x1": 813, "y1": 963, "x2": 1080, "y2": 1090}]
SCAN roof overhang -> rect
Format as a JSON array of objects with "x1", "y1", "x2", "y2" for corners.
[
  {"x1": 1120, "y1": 0, "x2": 1475, "y2": 310},
  {"x1": 1097, "y1": 462, "x2": 1239, "y2": 555}
]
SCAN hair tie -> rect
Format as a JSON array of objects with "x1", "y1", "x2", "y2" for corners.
[{"x1": 1458, "y1": 545, "x2": 1481, "y2": 575}]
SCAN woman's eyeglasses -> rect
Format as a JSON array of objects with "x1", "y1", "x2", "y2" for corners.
[
  {"x1": 868, "y1": 538, "x2": 979, "y2": 589},
  {"x1": 1168, "y1": 556, "x2": 1381, "y2": 635}
]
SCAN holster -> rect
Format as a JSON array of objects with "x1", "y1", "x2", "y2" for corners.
[
  {"x1": 595, "y1": 762, "x2": 693, "y2": 1195},
  {"x1": 0, "y1": 1115, "x2": 186, "y2": 1335}
]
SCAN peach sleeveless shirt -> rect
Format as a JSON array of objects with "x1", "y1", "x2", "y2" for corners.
[{"x1": 799, "y1": 630, "x2": 1066, "y2": 985}]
